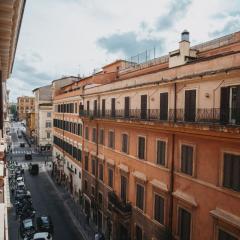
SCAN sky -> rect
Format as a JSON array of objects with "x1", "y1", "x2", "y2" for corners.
[{"x1": 7, "y1": 0, "x2": 240, "y2": 102}]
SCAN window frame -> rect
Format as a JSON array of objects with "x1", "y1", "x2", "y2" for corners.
[
  {"x1": 220, "y1": 150, "x2": 240, "y2": 192},
  {"x1": 153, "y1": 192, "x2": 165, "y2": 226},
  {"x1": 135, "y1": 182, "x2": 145, "y2": 212},
  {"x1": 137, "y1": 135, "x2": 146, "y2": 160},
  {"x1": 156, "y1": 138, "x2": 168, "y2": 167},
  {"x1": 179, "y1": 142, "x2": 196, "y2": 177},
  {"x1": 177, "y1": 205, "x2": 193, "y2": 240},
  {"x1": 108, "y1": 130, "x2": 115, "y2": 149},
  {"x1": 121, "y1": 133, "x2": 129, "y2": 154}
]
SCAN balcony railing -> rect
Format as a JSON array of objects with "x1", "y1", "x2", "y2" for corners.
[
  {"x1": 80, "y1": 108, "x2": 240, "y2": 126},
  {"x1": 108, "y1": 191, "x2": 132, "y2": 215}
]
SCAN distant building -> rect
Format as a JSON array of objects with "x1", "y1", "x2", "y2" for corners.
[
  {"x1": 17, "y1": 96, "x2": 35, "y2": 121},
  {"x1": 53, "y1": 31, "x2": 240, "y2": 240},
  {"x1": 33, "y1": 77, "x2": 76, "y2": 150},
  {"x1": 26, "y1": 112, "x2": 35, "y2": 138}
]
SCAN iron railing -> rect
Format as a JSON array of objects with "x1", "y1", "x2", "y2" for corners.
[{"x1": 79, "y1": 108, "x2": 240, "y2": 126}]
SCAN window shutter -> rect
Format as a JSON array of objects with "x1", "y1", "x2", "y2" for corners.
[
  {"x1": 232, "y1": 155, "x2": 240, "y2": 191},
  {"x1": 179, "y1": 208, "x2": 191, "y2": 240},
  {"x1": 124, "y1": 96, "x2": 130, "y2": 118},
  {"x1": 223, "y1": 153, "x2": 232, "y2": 188},
  {"x1": 220, "y1": 87, "x2": 230, "y2": 124},
  {"x1": 236, "y1": 86, "x2": 240, "y2": 124},
  {"x1": 160, "y1": 93, "x2": 168, "y2": 120}
]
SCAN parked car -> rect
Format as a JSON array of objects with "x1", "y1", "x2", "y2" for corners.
[
  {"x1": 20, "y1": 142, "x2": 25, "y2": 147},
  {"x1": 31, "y1": 232, "x2": 52, "y2": 240},
  {"x1": 20, "y1": 218, "x2": 35, "y2": 238},
  {"x1": 16, "y1": 181, "x2": 25, "y2": 191},
  {"x1": 25, "y1": 154, "x2": 32, "y2": 160},
  {"x1": 29, "y1": 164, "x2": 39, "y2": 175},
  {"x1": 36, "y1": 216, "x2": 53, "y2": 234}
]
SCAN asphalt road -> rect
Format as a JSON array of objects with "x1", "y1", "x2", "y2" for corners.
[{"x1": 8, "y1": 122, "x2": 84, "y2": 240}]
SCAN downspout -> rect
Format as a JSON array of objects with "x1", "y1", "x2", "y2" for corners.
[{"x1": 168, "y1": 82, "x2": 176, "y2": 239}]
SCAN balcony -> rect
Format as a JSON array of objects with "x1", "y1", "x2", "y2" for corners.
[
  {"x1": 79, "y1": 108, "x2": 240, "y2": 126},
  {"x1": 108, "y1": 191, "x2": 132, "y2": 216}
]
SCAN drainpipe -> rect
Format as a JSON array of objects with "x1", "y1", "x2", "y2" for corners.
[{"x1": 168, "y1": 82, "x2": 176, "y2": 239}]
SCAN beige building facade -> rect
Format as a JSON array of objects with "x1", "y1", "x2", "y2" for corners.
[{"x1": 17, "y1": 96, "x2": 35, "y2": 121}]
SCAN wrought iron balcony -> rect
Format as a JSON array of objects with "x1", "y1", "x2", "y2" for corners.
[
  {"x1": 79, "y1": 108, "x2": 240, "y2": 126},
  {"x1": 108, "y1": 191, "x2": 132, "y2": 215}
]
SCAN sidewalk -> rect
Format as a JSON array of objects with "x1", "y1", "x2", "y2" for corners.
[{"x1": 44, "y1": 166, "x2": 95, "y2": 240}]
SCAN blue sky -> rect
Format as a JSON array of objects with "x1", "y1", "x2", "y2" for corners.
[{"x1": 8, "y1": 0, "x2": 240, "y2": 101}]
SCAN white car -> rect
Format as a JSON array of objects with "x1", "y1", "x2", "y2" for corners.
[
  {"x1": 16, "y1": 176, "x2": 24, "y2": 183},
  {"x1": 33, "y1": 232, "x2": 52, "y2": 240}
]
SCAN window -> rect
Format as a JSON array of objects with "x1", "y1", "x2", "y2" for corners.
[
  {"x1": 94, "y1": 100, "x2": 98, "y2": 116},
  {"x1": 85, "y1": 127, "x2": 89, "y2": 140},
  {"x1": 85, "y1": 156, "x2": 89, "y2": 171},
  {"x1": 136, "y1": 184, "x2": 144, "y2": 210},
  {"x1": 138, "y1": 137, "x2": 145, "y2": 160},
  {"x1": 108, "y1": 168, "x2": 113, "y2": 188},
  {"x1": 184, "y1": 90, "x2": 196, "y2": 122},
  {"x1": 108, "y1": 131, "x2": 115, "y2": 149},
  {"x1": 92, "y1": 128, "x2": 97, "y2": 143},
  {"x1": 218, "y1": 229, "x2": 237, "y2": 240},
  {"x1": 91, "y1": 186, "x2": 95, "y2": 196},
  {"x1": 160, "y1": 92, "x2": 168, "y2": 120},
  {"x1": 220, "y1": 85, "x2": 240, "y2": 124},
  {"x1": 92, "y1": 158, "x2": 96, "y2": 176},
  {"x1": 99, "y1": 129, "x2": 104, "y2": 145},
  {"x1": 154, "y1": 194, "x2": 164, "y2": 224},
  {"x1": 140, "y1": 95, "x2": 147, "y2": 120},
  {"x1": 99, "y1": 164, "x2": 103, "y2": 181},
  {"x1": 84, "y1": 180, "x2": 88, "y2": 191},
  {"x1": 120, "y1": 175, "x2": 127, "y2": 202},
  {"x1": 102, "y1": 99, "x2": 105, "y2": 117},
  {"x1": 98, "y1": 192, "x2": 103, "y2": 208},
  {"x1": 178, "y1": 208, "x2": 191, "y2": 240},
  {"x1": 122, "y1": 134, "x2": 128, "y2": 154},
  {"x1": 124, "y1": 96, "x2": 130, "y2": 118},
  {"x1": 135, "y1": 225, "x2": 143, "y2": 240},
  {"x1": 111, "y1": 98, "x2": 116, "y2": 117},
  {"x1": 47, "y1": 112, "x2": 51, "y2": 117},
  {"x1": 181, "y1": 145, "x2": 193, "y2": 176},
  {"x1": 47, "y1": 132, "x2": 51, "y2": 139},
  {"x1": 45, "y1": 121, "x2": 51, "y2": 128},
  {"x1": 87, "y1": 101, "x2": 90, "y2": 115},
  {"x1": 156, "y1": 140, "x2": 166, "y2": 166},
  {"x1": 223, "y1": 153, "x2": 240, "y2": 192},
  {"x1": 75, "y1": 103, "x2": 77, "y2": 114}
]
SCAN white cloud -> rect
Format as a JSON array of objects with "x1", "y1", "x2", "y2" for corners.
[{"x1": 8, "y1": 0, "x2": 240, "y2": 101}]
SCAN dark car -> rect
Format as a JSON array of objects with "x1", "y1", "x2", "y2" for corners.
[
  {"x1": 20, "y1": 218, "x2": 35, "y2": 238},
  {"x1": 36, "y1": 216, "x2": 54, "y2": 234},
  {"x1": 29, "y1": 164, "x2": 39, "y2": 175},
  {"x1": 25, "y1": 154, "x2": 32, "y2": 160},
  {"x1": 20, "y1": 142, "x2": 25, "y2": 147}
]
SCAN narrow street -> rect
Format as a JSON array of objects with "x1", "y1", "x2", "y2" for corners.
[{"x1": 8, "y1": 122, "x2": 84, "y2": 240}]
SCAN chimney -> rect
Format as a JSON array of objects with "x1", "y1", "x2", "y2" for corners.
[{"x1": 179, "y1": 30, "x2": 190, "y2": 56}]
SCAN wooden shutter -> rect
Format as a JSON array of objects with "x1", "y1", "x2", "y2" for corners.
[
  {"x1": 232, "y1": 155, "x2": 240, "y2": 191},
  {"x1": 102, "y1": 99, "x2": 105, "y2": 117},
  {"x1": 157, "y1": 141, "x2": 166, "y2": 165},
  {"x1": 121, "y1": 176, "x2": 127, "y2": 202},
  {"x1": 220, "y1": 87, "x2": 230, "y2": 124},
  {"x1": 223, "y1": 153, "x2": 232, "y2": 189},
  {"x1": 138, "y1": 137, "x2": 145, "y2": 159},
  {"x1": 160, "y1": 92, "x2": 168, "y2": 120},
  {"x1": 154, "y1": 194, "x2": 164, "y2": 224},
  {"x1": 184, "y1": 90, "x2": 196, "y2": 122},
  {"x1": 94, "y1": 100, "x2": 97, "y2": 116},
  {"x1": 111, "y1": 98, "x2": 115, "y2": 117},
  {"x1": 218, "y1": 229, "x2": 237, "y2": 240},
  {"x1": 124, "y1": 96, "x2": 130, "y2": 118},
  {"x1": 141, "y1": 95, "x2": 147, "y2": 119},
  {"x1": 236, "y1": 86, "x2": 240, "y2": 124},
  {"x1": 179, "y1": 208, "x2": 191, "y2": 240}
]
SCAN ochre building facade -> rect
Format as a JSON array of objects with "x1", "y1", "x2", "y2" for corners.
[{"x1": 52, "y1": 31, "x2": 240, "y2": 240}]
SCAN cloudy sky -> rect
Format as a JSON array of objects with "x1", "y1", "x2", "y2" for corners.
[{"x1": 8, "y1": 0, "x2": 240, "y2": 101}]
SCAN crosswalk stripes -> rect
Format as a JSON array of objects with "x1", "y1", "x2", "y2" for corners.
[{"x1": 11, "y1": 149, "x2": 38, "y2": 155}]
